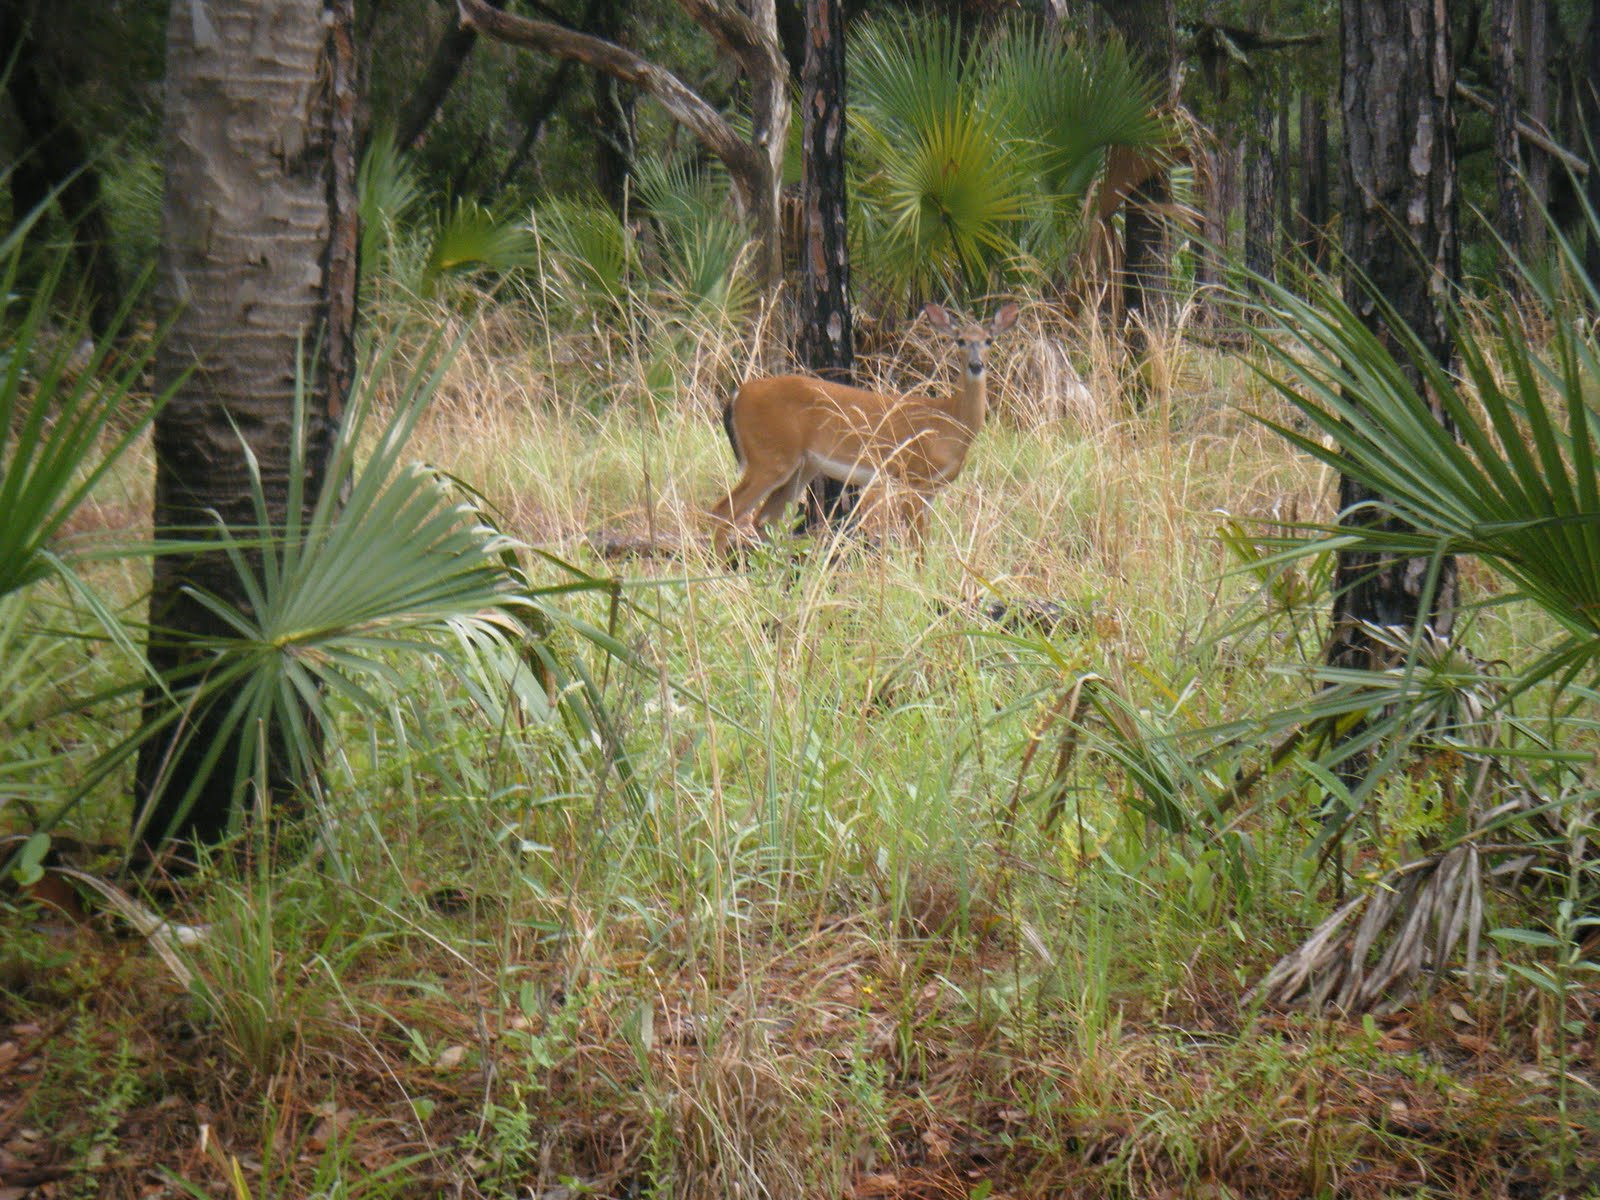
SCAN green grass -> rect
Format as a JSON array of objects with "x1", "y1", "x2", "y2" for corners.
[{"x1": 2, "y1": 297, "x2": 1593, "y2": 1198}]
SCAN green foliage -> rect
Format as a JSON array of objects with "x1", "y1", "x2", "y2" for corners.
[
  {"x1": 1223, "y1": 198, "x2": 1600, "y2": 1012},
  {"x1": 0, "y1": 208, "x2": 164, "y2": 604},
  {"x1": 357, "y1": 126, "x2": 426, "y2": 283},
  {"x1": 849, "y1": 17, "x2": 1031, "y2": 301},
  {"x1": 422, "y1": 197, "x2": 539, "y2": 295},
  {"x1": 530, "y1": 194, "x2": 635, "y2": 323},
  {"x1": 527, "y1": 153, "x2": 757, "y2": 336},
  {"x1": 357, "y1": 131, "x2": 537, "y2": 300},
  {"x1": 848, "y1": 14, "x2": 1172, "y2": 303},
  {"x1": 980, "y1": 28, "x2": 1169, "y2": 266},
  {"x1": 127, "y1": 335, "x2": 610, "y2": 848},
  {"x1": 1246, "y1": 250, "x2": 1600, "y2": 693},
  {"x1": 636, "y1": 156, "x2": 757, "y2": 323}
]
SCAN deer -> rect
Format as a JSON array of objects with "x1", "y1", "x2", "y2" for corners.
[{"x1": 708, "y1": 302, "x2": 1019, "y2": 556}]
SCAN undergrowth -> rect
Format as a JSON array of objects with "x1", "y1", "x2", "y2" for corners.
[{"x1": 2, "y1": 297, "x2": 1593, "y2": 1198}]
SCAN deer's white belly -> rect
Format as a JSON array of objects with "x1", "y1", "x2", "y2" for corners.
[{"x1": 808, "y1": 452, "x2": 880, "y2": 487}]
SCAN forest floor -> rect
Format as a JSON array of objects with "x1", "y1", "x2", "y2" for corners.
[{"x1": 4, "y1": 307, "x2": 1599, "y2": 1197}]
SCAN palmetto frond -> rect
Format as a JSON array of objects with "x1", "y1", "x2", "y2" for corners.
[{"x1": 848, "y1": 14, "x2": 1170, "y2": 302}]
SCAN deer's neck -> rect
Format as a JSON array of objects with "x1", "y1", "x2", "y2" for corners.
[{"x1": 948, "y1": 368, "x2": 987, "y2": 437}]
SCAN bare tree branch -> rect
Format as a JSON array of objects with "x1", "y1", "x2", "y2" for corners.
[
  {"x1": 456, "y1": 0, "x2": 789, "y2": 287},
  {"x1": 456, "y1": 0, "x2": 759, "y2": 185}
]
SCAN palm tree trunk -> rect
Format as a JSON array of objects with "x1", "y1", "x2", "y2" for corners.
[{"x1": 135, "y1": 0, "x2": 358, "y2": 858}]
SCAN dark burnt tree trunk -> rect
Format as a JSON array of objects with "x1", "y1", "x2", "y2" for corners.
[
  {"x1": 1331, "y1": 0, "x2": 1460, "y2": 681},
  {"x1": 1523, "y1": 0, "x2": 1551, "y2": 260},
  {"x1": 591, "y1": 0, "x2": 637, "y2": 212},
  {"x1": 795, "y1": 0, "x2": 858, "y2": 531},
  {"x1": 1299, "y1": 90, "x2": 1331, "y2": 262},
  {"x1": 396, "y1": 0, "x2": 504, "y2": 150},
  {"x1": 1276, "y1": 84, "x2": 1293, "y2": 263},
  {"x1": 1244, "y1": 110, "x2": 1277, "y2": 285},
  {"x1": 1, "y1": 4, "x2": 124, "y2": 338},
  {"x1": 135, "y1": 0, "x2": 359, "y2": 857},
  {"x1": 1099, "y1": 0, "x2": 1174, "y2": 386},
  {"x1": 1491, "y1": 0, "x2": 1525, "y2": 254},
  {"x1": 1586, "y1": 0, "x2": 1600, "y2": 283}
]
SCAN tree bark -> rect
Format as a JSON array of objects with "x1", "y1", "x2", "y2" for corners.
[
  {"x1": 1331, "y1": 0, "x2": 1460, "y2": 680},
  {"x1": 1099, "y1": 0, "x2": 1175, "y2": 384},
  {"x1": 135, "y1": 0, "x2": 358, "y2": 856},
  {"x1": 1491, "y1": 0, "x2": 1525, "y2": 255},
  {"x1": 1585, "y1": 0, "x2": 1600, "y2": 283},
  {"x1": 1276, "y1": 83, "x2": 1293, "y2": 263},
  {"x1": 795, "y1": 0, "x2": 858, "y2": 531},
  {"x1": 590, "y1": 0, "x2": 637, "y2": 212},
  {"x1": 1244, "y1": 111, "x2": 1277, "y2": 284},
  {"x1": 395, "y1": 0, "x2": 502, "y2": 150},
  {"x1": 1298, "y1": 91, "x2": 1330, "y2": 262},
  {"x1": 456, "y1": 0, "x2": 789, "y2": 289},
  {"x1": 1522, "y1": 0, "x2": 1551, "y2": 260}
]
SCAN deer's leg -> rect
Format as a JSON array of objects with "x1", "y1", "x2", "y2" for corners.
[
  {"x1": 753, "y1": 466, "x2": 813, "y2": 533},
  {"x1": 711, "y1": 463, "x2": 797, "y2": 557}
]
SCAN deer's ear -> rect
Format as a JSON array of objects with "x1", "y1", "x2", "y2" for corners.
[
  {"x1": 923, "y1": 303, "x2": 954, "y2": 333},
  {"x1": 990, "y1": 302, "x2": 1019, "y2": 335}
]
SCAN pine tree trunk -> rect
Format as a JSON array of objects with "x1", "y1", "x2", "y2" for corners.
[
  {"x1": 1585, "y1": 0, "x2": 1600, "y2": 283},
  {"x1": 591, "y1": 0, "x2": 636, "y2": 212},
  {"x1": 1491, "y1": 0, "x2": 1525, "y2": 254},
  {"x1": 135, "y1": 0, "x2": 358, "y2": 857},
  {"x1": 1102, "y1": 0, "x2": 1175, "y2": 385},
  {"x1": 797, "y1": 0, "x2": 852, "y2": 380},
  {"x1": 1331, "y1": 0, "x2": 1460, "y2": 680},
  {"x1": 1299, "y1": 91, "x2": 1330, "y2": 262},
  {"x1": 795, "y1": 0, "x2": 858, "y2": 529},
  {"x1": 1522, "y1": 0, "x2": 1551, "y2": 261},
  {"x1": 1244, "y1": 115, "x2": 1276, "y2": 284},
  {"x1": 1194, "y1": 138, "x2": 1228, "y2": 319},
  {"x1": 1276, "y1": 84, "x2": 1293, "y2": 263}
]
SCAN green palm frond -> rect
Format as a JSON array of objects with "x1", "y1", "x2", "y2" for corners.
[
  {"x1": 636, "y1": 155, "x2": 755, "y2": 322},
  {"x1": 848, "y1": 14, "x2": 1169, "y2": 300},
  {"x1": 0, "y1": 228, "x2": 168, "y2": 615},
  {"x1": 1244, "y1": 251, "x2": 1600, "y2": 680},
  {"x1": 982, "y1": 28, "x2": 1168, "y2": 199},
  {"x1": 849, "y1": 16, "x2": 968, "y2": 142},
  {"x1": 125, "y1": 334, "x2": 629, "y2": 848},
  {"x1": 530, "y1": 195, "x2": 634, "y2": 322},
  {"x1": 357, "y1": 126, "x2": 425, "y2": 279},
  {"x1": 849, "y1": 18, "x2": 1028, "y2": 297},
  {"x1": 423, "y1": 197, "x2": 538, "y2": 294}
]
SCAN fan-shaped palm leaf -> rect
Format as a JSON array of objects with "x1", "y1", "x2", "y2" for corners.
[
  {"x1": 422, "y1": 197, "x2": 538, "y2": 294},
  {"x1": 529, "y1": 194, "x2": 634, "y2": 323},
  {"x1": 848, "y1": 14, "x2": 1169, "y2": 300},
  {"x1": 356, "y1": 126, "x2": 425, "y2": 279},
  {"x1": 1245, "y1": 251, "x2": 1600, "y2": 687},
  {"x1": 636, "y1": 155, "x2": 757, "y2": 322}
]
